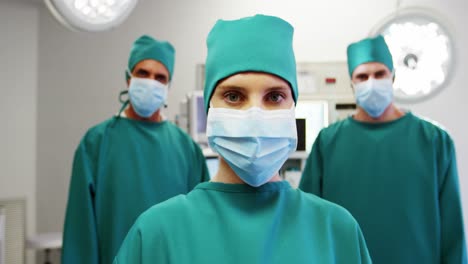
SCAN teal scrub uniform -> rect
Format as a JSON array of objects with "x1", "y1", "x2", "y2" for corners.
[
  {"x1": 62, "y1": 116, "x2": 210, "y2": 264},
  {"x1": 299, "y1": 112, "x2": 466, "y2": 264},
  {"x1": 114, "y1": 181, "x2": 371, "y2": 264}
]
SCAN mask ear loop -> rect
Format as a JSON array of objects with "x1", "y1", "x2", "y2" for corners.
[
  {"x1": 112, "y1": 90, "x2": 130, "y2": 127},
  {"x1": 120, "y1": 68, "x2": 133, "y2": 113},
  {"x1": 111, "y1": 68, "x2": 135, "y2": 127},
  {"x1": 119, "y1": 90, "x2": 128, "y2": 104},
  {"x1": 117, "y1": 90, "x2": 130, "y2": 116}
]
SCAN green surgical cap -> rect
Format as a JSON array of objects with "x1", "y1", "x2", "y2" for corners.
[
  {"x1": 126, "y1": 35, "x2": 175, "y2": 80},
  {"x1": 346, "y1": 35, "x2": 393, "y2": 77},
  {"x1": 203, "y1": 14, "x2": 298, "y2": 111}
]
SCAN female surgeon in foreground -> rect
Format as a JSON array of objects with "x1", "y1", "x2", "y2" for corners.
[{"x1": 114, "y1": 14, "x2": 372, "y2": 264}]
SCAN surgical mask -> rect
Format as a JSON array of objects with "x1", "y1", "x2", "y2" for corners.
[
  {"x1": 206, "y1": 106, "x2": 297, "y2": 187},
  {"x1": 353, "y1": 77, "x2": 393, "y2": 118},
  {"x1": 128, "y1": 74, "x2": 168, "y2": 118}
]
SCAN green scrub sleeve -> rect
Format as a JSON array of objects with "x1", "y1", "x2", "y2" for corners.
[
  {"x1": 439, "y1": 137, "x2": 467, "y2": 263},
  {"x1": 299, "y1": 131, "x2": 323, "y2": 195},
  {"x1": 62, "y1": 139, "x2": 99, "y2": 264},
  {"x1": 357, "y1": 224, "x2": 373, "y2": 263},
  {"x1": 113, "y1": 220, "x2": 145, "y2": 264}
]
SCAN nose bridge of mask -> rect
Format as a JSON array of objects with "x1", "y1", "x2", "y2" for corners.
[
  {"x1": 377, "y1": 78, "x2": 393, "y2": 92},
  {"x1": 354, "y1": 76, "x2": 394, "y2": 92},
  {"x1": 206, "y1": 106, "x2": 297, "y2": 139},
  {"x1": 134, "y1": 77, "x2": 168, "y2": 92},
  {"x1": 353, "y1": 77, "x2": 374, "y2": 90}
]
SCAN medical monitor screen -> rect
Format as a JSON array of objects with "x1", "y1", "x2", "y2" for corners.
[
  {"x1": 295, "y1": 118, "x2": 306, "y2": 151},
  {"x1": 295, "y1": 100, "x2": 329, "y2": 153}
]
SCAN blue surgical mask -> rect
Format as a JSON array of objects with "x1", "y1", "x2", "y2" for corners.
[
  {"x1": 206, "y1": 106, "x2": 297, "y2": 187},
  {"x1": 128, "y1": 75, "x2": 168, "y2": 118},
  {"x1": 353, "y1": 77, "x2": 393, "y2": 118}
]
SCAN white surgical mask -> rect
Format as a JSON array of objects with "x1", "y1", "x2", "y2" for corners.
[
  {"x1": 127, "y1": 70, "x2": 168, "y2": 118},
  {"x1": 206, "y1": 106, "x2": 297, "y2": 187},
  {"x1": 353, "y1": 77, "x2": 393, "y2": 118}
]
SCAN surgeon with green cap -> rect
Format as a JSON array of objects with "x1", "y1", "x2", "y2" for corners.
[
  {"x1": 113, "y1": 15, "x2": 371, "y2": 264},
  {"x1": 62, "y1": 35, "x2": 210, "y2": 264},
  {"x1": 300, "y1": 35, "x2": 467, "y2": 264}
]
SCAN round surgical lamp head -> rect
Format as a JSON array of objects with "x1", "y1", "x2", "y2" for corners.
[
  {"x1": 44, "y1": 0, "x2": 138, "y2": 32},
  {"x1": 370, "y1": 7, "x2": 456, "y2": 103}
]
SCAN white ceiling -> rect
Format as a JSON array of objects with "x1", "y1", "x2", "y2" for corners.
[{"x1": 0, "y1": 0, "x2": 43, "y2": 4}]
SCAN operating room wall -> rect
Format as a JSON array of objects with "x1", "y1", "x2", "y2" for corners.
[
  {"x1": 0, "y1": 1, "x2": 37, "y2": 263},
  {"x1": 37, "y1": 0, "x2": 468, "y2": 244}
]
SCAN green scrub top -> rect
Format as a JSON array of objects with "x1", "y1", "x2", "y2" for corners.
[
  {"x1": 62, "y1": 116, "x2": 210, "y2": 264},
  {"x1": 114, "y1": 181, "x2": 371, "y2": 264},
  {"x1": 299, "y1": 112, "x2": 467, "y2": 264}
]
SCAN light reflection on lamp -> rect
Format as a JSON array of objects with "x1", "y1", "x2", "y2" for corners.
[
  {"x1": 371, "y1": 8, "x2": 455, "y2": 102},
  {"x1": 45, "y1": 0, "x2": 138, "y2": 32}
]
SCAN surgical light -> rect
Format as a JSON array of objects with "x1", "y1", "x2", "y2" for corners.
[
  {"x1": 371, "y1": 7, "x2": 455, "y2": 102},
  {"x1": 44, "y1": 0, "x2": 138, "y2": 32}
]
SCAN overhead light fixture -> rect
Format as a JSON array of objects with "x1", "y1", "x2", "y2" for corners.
[
  {"x1": 44, "y1": 0, "x2": 138, "y2": 32},
  {"x1": 371, "y1": 7, "x2": 455, "y2": 102}
]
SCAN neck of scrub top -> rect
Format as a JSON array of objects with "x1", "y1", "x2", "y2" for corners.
[
  {"x1": 210, "y1": 156, "x2": 283, "y2": 185},
  {"x1": 353, "y1": 103, "x2": 405, "y2": 123}
]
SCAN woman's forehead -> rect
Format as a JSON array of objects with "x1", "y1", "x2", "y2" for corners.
[{"x1": 216, "y1": 72, "x2": 290, "y2": 90}]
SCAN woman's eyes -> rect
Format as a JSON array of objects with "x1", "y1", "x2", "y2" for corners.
[
  {"x1": 222, "y1": 91, "x2": 286, "y2": 104},
  {"x1": 267, "y1": 92, "x2": 285, "y2": 103},
  {"x1": 224, "y1": 92, "x2": 243, "y2": 103}
]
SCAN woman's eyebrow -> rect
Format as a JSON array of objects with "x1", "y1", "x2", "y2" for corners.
[
  {"x1": 266, "y1": 86, "x2": 290, "y2": 91},
  {"x1": 215, "y1": 85, "x2": 247, "y2": 92}
]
